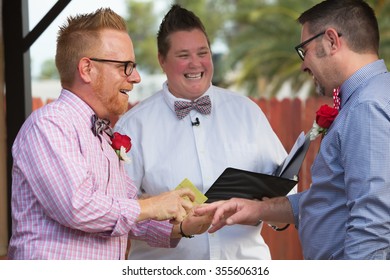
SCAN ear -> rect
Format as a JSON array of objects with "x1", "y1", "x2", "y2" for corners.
[
  {"x1": 325, "y1": 28, "x2": 342, "y2": 55},
  {"x1": 78, "y1": 57, "x2": 93, "y2": 83},
  {"x1": 157, "y1": 52, "x2": 166, "y2": 71}
]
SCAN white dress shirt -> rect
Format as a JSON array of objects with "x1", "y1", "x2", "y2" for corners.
[{"x1": 115, "y1": 82, "x2": 287, "y2": 259}]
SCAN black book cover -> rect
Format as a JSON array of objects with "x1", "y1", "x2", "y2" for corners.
[{"x1": 205, "y1": 132, "x2": 311, "y2": 202}]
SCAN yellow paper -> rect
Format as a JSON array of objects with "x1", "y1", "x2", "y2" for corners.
[{"x1": 175, "y1": 178, "x2": 208, "y2": 205}]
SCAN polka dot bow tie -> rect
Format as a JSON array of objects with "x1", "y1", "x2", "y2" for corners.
[
  {"x1": 333, "y1": 87, "x2": 341, "y2": 110},
  {"x1": 174, "y1": 95, "x2": 212, "y2": 120}
]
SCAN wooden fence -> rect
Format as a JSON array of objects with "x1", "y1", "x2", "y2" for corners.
[
  {"x1": 252, "y1": 96, "x2": 333, "y2": 260},
  {"x1": 30, "y1": 95, "x2": 333, "y2": 260}
]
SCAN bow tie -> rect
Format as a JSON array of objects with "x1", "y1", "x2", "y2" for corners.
[
  {"x1": 174, "y1": 95, "x2": 212, "y2": 120},
  {"x1": 333, "y1": 87, "x2": 341, "y2": 110},
  {"x1": 91, "y1": 115, "x2": 113, "y2": 137}
]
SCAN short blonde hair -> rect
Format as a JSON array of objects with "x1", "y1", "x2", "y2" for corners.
[{"x1": 55, "y1": 8, "x2": 127, "y2": 87}]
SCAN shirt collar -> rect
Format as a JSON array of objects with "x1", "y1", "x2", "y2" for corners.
[
  {"x1": 340, "y1": 59, "x2": 388, "y2": 109},
  {"x1": 58, "y1": 88, "x2": 96, "y2": 128}
]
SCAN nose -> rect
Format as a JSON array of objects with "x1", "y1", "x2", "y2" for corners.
[
  {"x1": 128, "y1": 68, "x2": 141, "y2": 84},
  {"x1": 189, "y1": 54, "x2": 201, "y2": 67}
]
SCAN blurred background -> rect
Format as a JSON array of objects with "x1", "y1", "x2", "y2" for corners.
[{"x1": 29, "y1": 0, "x2": 390, "y2": 103}]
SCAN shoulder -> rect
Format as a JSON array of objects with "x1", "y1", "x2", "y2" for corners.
[
  {"x1": 22, "y1": 95, "x2": 92, "y2": 139},
  {"x1": 211, "y1": 85, "x2": 264, "y2": 114},
  {"x1": 347, "y1": 61, "x2": 390, "y2": 108},
  {"x1": 23, "y1": 101, "x2": 67, "y2": 129},
  {"x1": 13, "y1": 100, "x2": 76, "y2": 152},
  {"x1": 350, "y1": 73, "x2": 390, "y2": 112}
]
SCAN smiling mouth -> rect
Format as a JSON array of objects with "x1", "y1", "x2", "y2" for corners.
[
  {"x1": 184, "y1": 72, "x2": 203, "y2": 79},
  {"x1": 120, "y1": 89, "x2": 130, "y2": 95}
]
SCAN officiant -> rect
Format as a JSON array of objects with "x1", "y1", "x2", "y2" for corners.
[{"x1": 114, "y1": 4, "x2": 289, "y2": 260}]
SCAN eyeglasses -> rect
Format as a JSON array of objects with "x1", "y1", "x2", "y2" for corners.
[
  {"x1": 295, "y1": 31, "x2": 343, "y2": 61},
  {"x1": 89, "y1": 58, "x2": 137, "y2": 76},
  {"x1": 294, "y1": 31, "x2": 326, "y2": 61}
]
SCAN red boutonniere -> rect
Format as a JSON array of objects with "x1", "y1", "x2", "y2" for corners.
[
  {"x1": 111, "y1": 132, "x2": 132, "y2": 162},
  {"x1": 309, "y1": 104, "x2": 339, "y2": 141}
]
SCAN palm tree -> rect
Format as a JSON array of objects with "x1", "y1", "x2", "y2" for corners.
[
  {"x1": 224, "y1": 0, "x2": 390, "y2": 97},
  {"x1": 123, "y1": 0, "x2": 390, "y2": 97}
]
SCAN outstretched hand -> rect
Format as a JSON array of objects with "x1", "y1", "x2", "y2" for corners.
[{"x1": 195, "y1": 198, "x2": 262, "y2": 233}]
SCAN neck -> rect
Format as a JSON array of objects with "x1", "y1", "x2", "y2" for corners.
[{"x1": 337, "y1": 51, "x2": 379, "y2": 85}]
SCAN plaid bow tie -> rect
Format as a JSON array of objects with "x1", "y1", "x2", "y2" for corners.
[
  {"x1": 91, "y1": 115, "x2": 113, "y2": 137},
  {"x1": 333, "y1": 87, "x2": 341, "y2": 110},
  {"x1": 174, "y1": 95, "x2": 212, "y2": 120}
]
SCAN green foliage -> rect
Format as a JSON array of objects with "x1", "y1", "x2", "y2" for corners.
[
  {"x1": 224, "y1": 0, "x2": 390, "y2": 97},
  {"x1": 38, "y1": 0, "x2": 390, "y2": 96},
  {"x1": 369, "y1": 0, "x2": 390, "y2": 61},
  {"x1": 125, "y1": 0, "x2": 162, "y2": 74},
  {"x1": 224, "y1": 0, "x2": 318, "y2": 97},
  {"x1": 122, "y1": 0, "x2": 390, "y2": 97},
  {"x1": 174, "y1": 0, "x2": 234, "y2": 46}
]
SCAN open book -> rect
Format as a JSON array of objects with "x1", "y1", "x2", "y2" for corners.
[{"x1": 205, "y1": 132, "x2": 311, "y2": 203}]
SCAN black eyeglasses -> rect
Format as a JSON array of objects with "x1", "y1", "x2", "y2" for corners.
[
  {"x1": 295, "y1": 31, "x2": 342, "y2": 61},
  {"x1": 89, "y1": 58, "x2": 137, "y2": 76},
  {"x1": 294, "y1": 31, "x2": 326, "y2": 61}
]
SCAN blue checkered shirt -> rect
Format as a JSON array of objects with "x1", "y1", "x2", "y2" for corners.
[{"x1": 289, "y1": 60, "x2": 390, "y2": 259}]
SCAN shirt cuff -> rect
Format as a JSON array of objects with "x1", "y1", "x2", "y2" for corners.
[
  {"x1": 287, "y1": 193, "x2": 301, "y2": 228},
  {"x1": 109, "y1": 198, "x2": 141, "y2": 237},
  {"x1": 132, "y1": 219, "x2": 175, "y2": 248}
]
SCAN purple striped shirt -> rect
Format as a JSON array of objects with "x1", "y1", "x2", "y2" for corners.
[{"x1": 8, "y1": 89, "x2": 174, "y2": 259}]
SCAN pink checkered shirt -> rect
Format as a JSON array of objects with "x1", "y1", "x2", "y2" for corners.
[{"x1": 8, "y1": 89, "x2": 174, "y2": 259}]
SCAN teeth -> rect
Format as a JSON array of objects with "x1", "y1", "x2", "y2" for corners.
[
  {"x1": 120, "y1": 90, "x2": 129, "y2": 95},
  {"x1": 185, "y1": 73, "x2": 202, "y2": 79}
]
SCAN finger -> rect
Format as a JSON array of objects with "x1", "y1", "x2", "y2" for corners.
[
  {"x1": 211, "y1": 203, "x2": 236, "y2": 225},
  {"x1": 225, "y1": 209, "x2": 251, "y2": 226},
  {"x1": 193, "y1": 205, "x2": 210, "y2": 216},
  {"x1": 177, "y1": 207, "x2": 188, "y2": 224},
  {"x1": 177, "y1": 188, "x2": 196, "y2": 202},
  {"x1": 191, "y1": 212, "x2": 213, "y2": 224},
  {"x1": 192, "y1": 205, "x2": 209, "y2": 217},
  {"x1": 194, "y1": 201, "x2": 223, "y2": 215},
  {"x1": 181, "y1": 197, "x2": 194, "y2": 213},
  {"x1": 208, "y1": 220, "x2": 227, "y2": 233}
]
